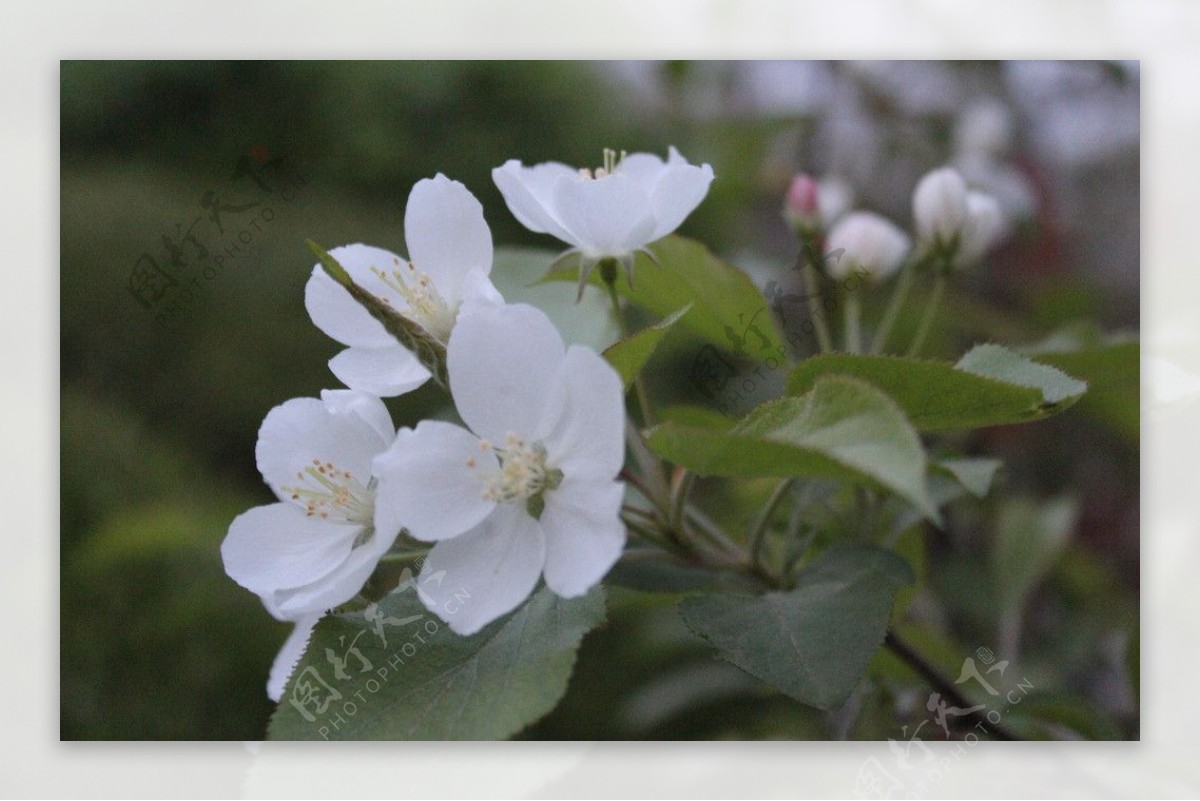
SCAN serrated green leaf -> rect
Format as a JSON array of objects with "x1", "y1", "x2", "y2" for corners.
[
  {"x1": 603, "y1": 304, "x2": 692, "y2": 389},
  {"x1": 647, "y1": 375, "x2": 939, "y2": 521},
  {"x1": 544, "y1": 235, "x2": 785, "y2": 356},
  {"x1": 679, "y1": 545, "x2": 914, "y2": 710},
  {"x1": 1031, "y1": 341, "x2": 1139, "y2": 442},
  {"x1": 956, "y1": 343, "x2": 1087, "y2": 405},
  {"x1": 267, "y1": 585, "x2": 605, "y2": 740},
  {"x1": 786, "y1": 350, "x2": 1087, "y2": 431},
  {"x1": 307, "y1": 240, "x2": 449, "y2": 390}
]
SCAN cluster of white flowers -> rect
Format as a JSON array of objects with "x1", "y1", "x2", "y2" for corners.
[{"x1": 222, "y1": 150, "x2": 712, "y2": 699}]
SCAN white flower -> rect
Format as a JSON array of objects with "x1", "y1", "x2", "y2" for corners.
[
  {"x1": 492, "y1": 146, "x2": 714, "y2": 291},
  {"x1": 825, "y1": 211, "x2": 911, "y2": 283},
  {"x1": 222, "y1": 389, "x2": 400, "y2": 699},
  {"x1": 957, "y1": 191, "x2": 1008, "y2": 266},
  {"x1": 305, "y1": 174, "x2": 502, "y2": 397},
  {"x1": 912, "y1": 166, "x2": 968, "y2": 246},
  {"x1": 372, "y1": 303, "x2": 626, "y2": 635}
]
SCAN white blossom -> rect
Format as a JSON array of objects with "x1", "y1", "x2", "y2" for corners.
[
  {"x1": 305, "y1": 175, "x2": 502, "y2": 397},
  {"x1": 492, "y1": 146, "x2": 714, "y2": 292},
  {"x1": 222, "y1": 390, "x2": 400, "y2": 699},
  {"x1": 372, "y1": 303, "x2": 626, "y2": 635}
]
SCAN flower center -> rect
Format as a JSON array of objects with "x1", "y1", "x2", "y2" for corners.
[
  {"x1": 578, "y1": 147, "x2": 627, "y2": 180},
  {"x1": 281, "y1": 458, "x2": 375, "y2": 524},
  {"x1": 469, "y1": 432, "x2": 563, "y2": 517},
  {"x1": 370, "y1": 255, "x2": 457, "y2": 342}
]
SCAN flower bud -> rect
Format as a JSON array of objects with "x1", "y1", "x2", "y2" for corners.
[
  {"x1": 912, "y1": 166, "x2": 968, "y2": 245},
  {"x1": 816, "y1": 176, "x2": 853, "y2": 227},
  {"x1": 783, "y1": 173, "x2": 821, "y2": 231},
  {"x1": 824, "y1": 211, "x2": 911, "y2": 283},
  {"x1": 784, "y1": 174, "x2": 854, "y2": 232},
  {"x1": 957, "y1": 191, "x2": 1007, "y2": 266}
]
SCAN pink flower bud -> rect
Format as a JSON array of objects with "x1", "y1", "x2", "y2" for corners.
[{"x1": 784, "y1": 173, "x2": 821, "y2": 229}]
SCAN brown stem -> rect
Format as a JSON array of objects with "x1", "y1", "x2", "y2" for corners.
[{"x1": 884, "y1": 629, "x2": 1022, "y2": 741}]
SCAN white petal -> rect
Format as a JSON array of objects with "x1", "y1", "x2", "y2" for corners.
[
  {"x1": 328, "y1": 345, "x2": 431, "y2": 398},
  {"x1": 222, "y1": 502, "x2": 361, "y2": 597},
  {"x1": 540, "y1": 477, "x2": 625, "y2": 598},
  {"x1": 372, "y1": 420, "x2": 498, "y2": 542},
  {"x1": 615, "y1": 152, "x2": 667, "y2": 192},
  {"x1": 320, "y1": 389, "x2": 396, "y2": 447},
  {"x1": 958, "y1": 191, "x2": 1007, "y2": 265},
  {"x1": 304, "y1": 245, "x2": 407, "y2": 349},
  {"x1": 270, "y1": 524, "x2": 398, "y2": 617},
  {"x1": 267, "y1": 614, "x2": 322, "y2": 702},
  {"x1": 647, "y1": 161, "x2": 715, "y2": 241},
  {"x1": 448, "y1": 303, "x2": 567, "y2": 444},
  {"x1": 457, "y1": 266, "x2": 506, "y2": 314},
  {"x1": 256, "y1": 396, "x2": 391, "y2": 501},
  {"x1": 492, "y1": 160, "x2": 579, "y2": 243},
  {"x1": 418, "y1": 504, "x2": 546, "y2": 635},
  {"x1": 404, "y1": 174, "x2": 493, "y2": 297},
  {"x1": 552, "y1": 173, "x2": 658, "y2": 257},
  {"x1": 541, "y1": 345, "x2": 625, "y2": 481}
]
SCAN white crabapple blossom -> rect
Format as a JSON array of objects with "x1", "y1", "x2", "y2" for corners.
[
  {"x1": 824, "y1": 211, "x2": 911, "y2": 284},
  {"x1": 492, "y1": 146, "x2": 714, "y2": 294},
  {"x1": 304, "y1": 174, "x2": 502, "y2": 396},
  {"x1": 372, "y1": 302, "x2": 626, "y2": 635},
  {"x1": 221, "y1": 390, "x2": 401, "y2": 699}
]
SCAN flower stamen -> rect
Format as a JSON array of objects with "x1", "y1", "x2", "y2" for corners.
[
  {"x1": 370, "y1": 256, "x2": 457, "y2": 341},
  {"x1": 281, "y1": 459, "x2": 374, "y2": 523}
]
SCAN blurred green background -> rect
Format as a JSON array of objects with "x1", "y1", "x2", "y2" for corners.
[{"x1": 61, "y1": 61, "x2": 1139, "y2": 740}]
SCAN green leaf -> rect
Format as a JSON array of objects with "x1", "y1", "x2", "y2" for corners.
[
  {"x1": 992, "y1": 496, "x2": 1077, "y2": 613},
  {"x1": 647, "y1": 375, "x2": 939, "y2": 521},
  {"x1": 267, "y1": 585, "x2": 605, "y2": 740},
  {"x1": 679, "y1": 545, "x2": 914, "y2": 710},
  {"x1": 1029, "y1": 341, "x2": 1139, "y2": 442},
  {"x1": 307, "y1": 240, "x2": 449, "y2": 390},
  {"x1": 936, "y1": 457, "x2": 1003, "y2": 498},
  {"x1": 544, "y1": 235, "x2": 785, "y2": 355},
  {"x1": 956, "y1": 343, "x2": 1087, "y2": 405},
  {"x1": 603, "y1": 303, "x2": 692, "y2": 389},
  {"x1": 786, "y1": 349, "x2": 1087, "y2": 431}
]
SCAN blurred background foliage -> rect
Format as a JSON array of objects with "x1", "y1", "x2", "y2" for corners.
[{"x1": 61, "y1": 60, "x2": 1138, "y2": 740}]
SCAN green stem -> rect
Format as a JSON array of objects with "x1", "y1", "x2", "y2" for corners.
[
  {"x1": 605, "y1": 269, "x2": 656, "y2": 427},
  {"x1": 749, "y1": 478, "x2": 796, "y2": 571},
  {"x1": 907, "y1": 270, "x2": 947, "y2": 358},
  {"x1": 670, "y1": 469, "x2": 696, "y2": 533},
  {"x1": 871, "y1": 257, "x2": 920, "y2": 354},
  {"x1": 803, "y1": 259, "x2": 834, "y2": 353},
  {"x1": 843, "y1": 290, "x2": 862, "y2": 354}
]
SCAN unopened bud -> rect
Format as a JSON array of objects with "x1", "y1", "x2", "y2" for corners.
[
  {"x1": 783, "y1": 174, "x2": 821, "y2": 230},
  {"x1": 957, "y1": 191, "x2": 1007, "y2": 266},
  {"x1": 824, "y1": 211, "x2": 911, "y2": 283},
  {"x1": 913, "y1": 166, "x2": 968, "y2": 246}
]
